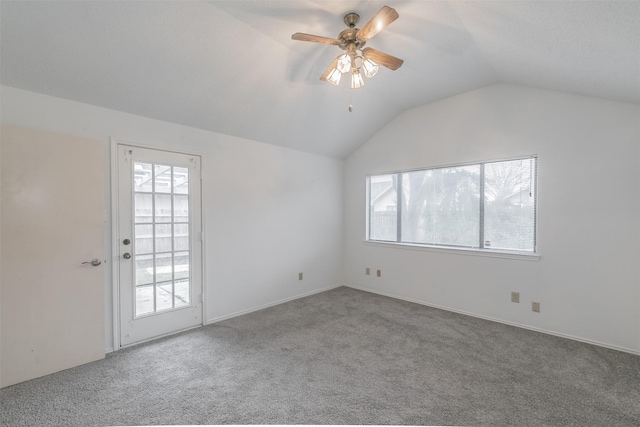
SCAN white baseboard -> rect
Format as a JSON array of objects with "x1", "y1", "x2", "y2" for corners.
[
  {"x1": 342, "y1": 283, "x2": 640, "y2": 357},
  {"x1": 205, "y1": 284, "x2": 342, "y2": 325}
]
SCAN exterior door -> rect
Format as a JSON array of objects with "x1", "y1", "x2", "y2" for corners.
[
  {"x1": 1, "y1": 126, "x2": 105, "y2": 388},
  {"x1": 117, "y1": 144, "x2": 202, "y2": 347}
]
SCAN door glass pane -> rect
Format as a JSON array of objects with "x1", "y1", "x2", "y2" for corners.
[
  {"x1": 134, "y1": 193, "x2": 153, "y2": 223},
  {"x1": 174, "y1": 224, "x2": 189, "y2": 251},
  {"x1": 155, "y1": 224, "x2": 172, "y2": 253},
  {"x1": 155, "y1": 194, "x2": 172, "y2": 223},
  {"x1": 135, "y1": 254, "x2": 153, "y2": 285},
  {"x1": 175, "y1": 279, "x2": 189, "y2": 307},
  {"x1": 174, "y1": 195, "x2": 189, "y2": 222},
  {"x1": 134, "y1": 163, "x2": 153, "y2": 192},
  {"x1": 136, "y1": 284, "x2": 154, "y2": 316},
  {"x1": 174, "y1": 167, "x2": 189, "y2": 195},
  {"x1": 154, "y1": 165, "x2": 172, "y2": 194},
  {"x1": 156, "y1": 281, "x2": 173, "y2": 311},
  {"x1": 135, "y1": 224, "x2": 153, "y2": 255},
  {"x1": 174, "y1": 251, "x2": 189, "y2": 280},
  {"x1": 155, "y1": 253, "x2": 173, "y2": 283}
]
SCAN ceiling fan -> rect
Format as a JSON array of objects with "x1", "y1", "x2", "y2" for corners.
[{"x1": 292, "y1": 5, "x2": 404, "y2": 89}]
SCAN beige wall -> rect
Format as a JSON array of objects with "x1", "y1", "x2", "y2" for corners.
[{"x1": 1, "y1": 126, "x2": 105, "y2": 387}]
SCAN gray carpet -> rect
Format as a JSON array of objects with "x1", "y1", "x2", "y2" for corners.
[{"x1": 1, "y1": 286, "x2": 640, "y2": 426}]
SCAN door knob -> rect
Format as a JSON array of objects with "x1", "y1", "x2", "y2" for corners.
[
  {"x1": 82, "y1": 259, "x2": 102, "y2": 267},
  {"x1": 122, "y1": 253, "x2": 131, "y2": 259}
]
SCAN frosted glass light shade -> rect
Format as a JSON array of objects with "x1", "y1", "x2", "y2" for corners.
[
  {"x1": 337, "y1": 54, "x2": 351, "y2": 74},
  {"x1": 351, "y1": 70, "x2": 364, "y2": 89},
  {"x1": 326, "y1": 68, "x2": 341, "y2": 86},
  {"x1": 362, "y1": 58, "x2": 379, "y2": 78}
]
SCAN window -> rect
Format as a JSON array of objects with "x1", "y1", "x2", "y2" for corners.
[{"x1": 367, "y1": 157, "x2": 537, "y2": 254}]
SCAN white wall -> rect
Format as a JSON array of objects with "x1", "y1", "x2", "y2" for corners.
[
  {"x1": 4, "y1": 82, "x2": 638, "y2": 361},
  {"x1": 343, "y1": 84, "x2": 640, "y2": 353},
  {"x1": 0, "y1": 86, "x2": 344, "y2": 352}
]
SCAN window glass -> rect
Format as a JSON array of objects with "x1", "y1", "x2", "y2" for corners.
[
  {"x1": 368, "y1": 157, "x2": 537, "y2": 254},
  {"x1": 484, "y1": 158, "x2": 536, "y2": 251},
  {"x1": 369, "y1": 174, "x2": 397, "y2": 241},
  {"x1": 402, "y1": 166, "x2": 480, "y2": 247}
]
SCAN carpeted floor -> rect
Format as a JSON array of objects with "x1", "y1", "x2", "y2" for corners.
[{"x1": 1, "y1": 286, "x2": 640, "y2": 426}]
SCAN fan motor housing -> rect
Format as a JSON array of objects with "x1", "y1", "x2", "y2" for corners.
[{"x1": 338, "y1": 28, "x2": 365, "y2": 50}]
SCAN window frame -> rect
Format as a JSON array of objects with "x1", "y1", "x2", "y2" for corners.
[{"x1": 365, "y1": 156, "x2": 539, "y2": 260}]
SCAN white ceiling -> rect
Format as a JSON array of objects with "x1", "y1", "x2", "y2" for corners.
[{"x1": 1, "y1": 1, "x2": 638, "y2": 158}]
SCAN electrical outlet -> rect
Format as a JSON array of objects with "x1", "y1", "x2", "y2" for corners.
[
  {"x1": 376, "y1": 269, "x2": 381, "y2": 278},
  {"x1": 366, "y1": 267, "x2": 370, "y2": 276},
  {"x1": 532, "y1": 302, "x2": 540, "y2": 312},
  {"x1": 511, "y1": 292, "x2": 520, "y2": 303},
  {"x1": 298, "y1": 272, "x2": 303, "y2": 281}
]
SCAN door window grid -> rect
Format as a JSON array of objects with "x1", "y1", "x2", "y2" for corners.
[{"x1": 133, "y1": 162, "x2": 190, "y2": 317}]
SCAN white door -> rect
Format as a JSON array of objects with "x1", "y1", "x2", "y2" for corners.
[
  {"x1": 1, "y1": 126, "x2": 105, "y2": 388},
  {"x1": 117, "y1": 144, "x2": 202, "y2": 347}
]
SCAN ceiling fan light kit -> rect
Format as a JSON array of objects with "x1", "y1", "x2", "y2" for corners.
[
  {"x1": 362, "y1": 58, "x2": 379, "y2": 78},
  {"x1": 292, "y1": 5, "x2": 404, "y2": 90},
  {"x1": 351, "y1": 68, "x2": 365, "y2": 89},
  {"x1": 326, "y1": 68, "x2": 342, "y2": 86}
]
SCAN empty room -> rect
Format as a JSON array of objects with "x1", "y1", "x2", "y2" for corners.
[{"x1": 1, "y1": 1, "x2": 639, "y2": 425}]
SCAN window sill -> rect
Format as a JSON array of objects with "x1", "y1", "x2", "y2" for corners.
[{"x1": 363, "y1": 240, "x2": 541, "y2": 261}]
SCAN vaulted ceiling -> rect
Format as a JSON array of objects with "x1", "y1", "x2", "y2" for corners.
[{"x1": 1, "y1": 1, "x2": 638, "y2": 158}]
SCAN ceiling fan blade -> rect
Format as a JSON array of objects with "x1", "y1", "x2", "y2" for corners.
[
  {"x1": 356, "y1": 6, "x2": 399, "y2": 43},
  {"x1": 362, "y1": 47, "x2": 404, "y2": 70},
  {"x1": 320, "y1": 57, "x2": 340, "y2": 81},
  {"x1": 292, "y1": 32, "x2": 340, "y2": 45}
]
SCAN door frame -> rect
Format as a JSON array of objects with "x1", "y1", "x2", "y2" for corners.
[{"x1": 110, "y1": 138, "x2": 206, "y2": 349}]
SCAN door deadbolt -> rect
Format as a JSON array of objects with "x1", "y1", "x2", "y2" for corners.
[
  {"x1": 123, "y1": 238, "x2": 131, "y2": 245},
  {"x1": 122, "y1": 253, "x2": 131, "y2": 259}
]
